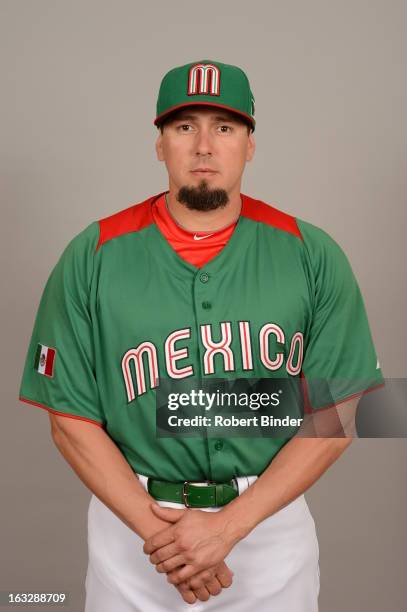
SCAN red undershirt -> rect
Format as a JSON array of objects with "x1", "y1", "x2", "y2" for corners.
[{"x1": 151, "y1": 192, "x2": 238, "y2": 268}]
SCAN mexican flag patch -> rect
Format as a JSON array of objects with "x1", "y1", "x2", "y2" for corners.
[{"x1": 34, "y1": 343, "x2": 56, "y2": 377}]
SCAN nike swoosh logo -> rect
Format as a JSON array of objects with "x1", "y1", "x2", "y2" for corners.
[{"x1": 193, "y1": 233, "x2": 214, "y2": 241}]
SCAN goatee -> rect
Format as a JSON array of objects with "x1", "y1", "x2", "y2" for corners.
[{"x1": 177, "y1": 179, "x2": 229, "y2": 212}]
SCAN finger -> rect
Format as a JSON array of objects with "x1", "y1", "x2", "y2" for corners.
[
  {"x1": 188, "y1": 568, "x2": 216, "y2": 591},
  {"x1": 203, "y1": 576, "x2": 223, "y2": 596},
  {"x1": 176, "y1": 585, "x2": 197, "y2": 605},
  {"x1": 156, "y1": 554, "x2": 186, "y2": 573},
  {"x1": 215, "y1": 564, "x2": 234, "y2": 588},
  {"x1": 150, "y1": 504, "x2": 186, "y2": 523},
  {"x1": 149, "y1": 542, "x2": 180, "y2": 565},
  {"x1": 167, "y1": 564, "x2": 197, "y2": 585},
  {"x1": 178, "y1": 573, "x2": 221, "y2": 599},
  {"x1": 191, "y1": 585, "x2": 211, "y2": 603},
  {"x1": 177, "y1": 580, "x2": 194, "y2": 593},
  {"x1": 143, "y1": 528, "x2": 176, "y2": 554}
]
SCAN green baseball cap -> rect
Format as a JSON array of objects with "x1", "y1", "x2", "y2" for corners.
[{"x1": 154, "y1": 59, "x2": 256, "y2": 132}]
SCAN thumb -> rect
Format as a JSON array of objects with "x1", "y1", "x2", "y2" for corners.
[{"x1": 150, "y1": 503, "x2": 186, "y2": 521}]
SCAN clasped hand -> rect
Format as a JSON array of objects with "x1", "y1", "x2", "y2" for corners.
[{"x1": 143, "y1": 503, "x2": 237, "y2": 599}]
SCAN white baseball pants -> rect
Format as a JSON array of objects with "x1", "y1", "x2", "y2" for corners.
[{"x1": 85, "y1": 474, "x2": 320, "y2": 611}]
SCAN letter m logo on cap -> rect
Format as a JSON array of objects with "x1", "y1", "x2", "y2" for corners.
[{"x1": 188, "y1": 63, "x2": 221, "y2": 96}]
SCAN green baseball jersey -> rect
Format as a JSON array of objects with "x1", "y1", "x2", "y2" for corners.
[{"x1": 18, "y1": 191, "x2": 384, "y2": 481}]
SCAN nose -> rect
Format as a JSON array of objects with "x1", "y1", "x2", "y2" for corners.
[{"x1": 194, "y1": 126, "x2": 212, "y2": 157}]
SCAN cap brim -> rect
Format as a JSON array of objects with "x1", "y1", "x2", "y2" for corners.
[{"x1": 154, "y1": 101, "x2": 255, "y2": 130}]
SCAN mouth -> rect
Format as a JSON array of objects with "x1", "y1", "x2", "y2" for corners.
[{"x1": 191, "y1": 169, "x2": 218, "y2": 176}]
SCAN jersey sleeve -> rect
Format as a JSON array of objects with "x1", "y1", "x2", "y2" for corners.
[
  {"x1": 18, "y1": 221, "x2": 105, "y2": 427},
  {"x1": 297, "y1": 219, "x2": 385, "y2": 411}
]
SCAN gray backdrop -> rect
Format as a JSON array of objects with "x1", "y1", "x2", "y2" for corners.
[{"x1": 1, "y1": 0, "x2": 406, "y2": 610}]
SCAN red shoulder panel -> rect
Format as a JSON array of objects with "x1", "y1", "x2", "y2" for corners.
[
  {"x1": 96, "y1": 192, "x2": 165, "y2": 251},
  {"x1": 241, "y1": 194, "x2": 303, "y2": 240}
]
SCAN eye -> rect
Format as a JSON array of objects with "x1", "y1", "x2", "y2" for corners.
[
  {"x1": 177, "y1": 124, "x2": 193, "y2": 132},
  {"x1": 218, "y1": 125, "x2": 233, "y2": 133}
]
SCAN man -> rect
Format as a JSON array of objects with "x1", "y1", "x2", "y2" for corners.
[{"x1": 18, "y1": 59, "x2": 384, "y2": 611}]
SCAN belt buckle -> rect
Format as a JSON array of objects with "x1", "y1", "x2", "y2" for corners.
[{"x1": 182, "y1": 480, "x2": 216, "y2": 508}]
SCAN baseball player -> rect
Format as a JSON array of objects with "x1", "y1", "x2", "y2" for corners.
[{"x1": 18, "y1": 59, "x2": 385, "y2": 611}]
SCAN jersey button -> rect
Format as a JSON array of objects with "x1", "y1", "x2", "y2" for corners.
[
  {"x1": 214, "y1": 440, "x2": 223, "y2": 451},
  {"x1": 199, "y1": 272, "x2": 209, "y2": 283},
  {"x1": 202, "y1": 301, "x2": 212, "y2": 310}
]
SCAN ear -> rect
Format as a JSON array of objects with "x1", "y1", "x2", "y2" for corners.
[
  {"x1": 155, "y1": 132, "x2": 165, "y2": 161},
  {"x1": 246, "y1": 132, "x2": 256, "y2": 162}
]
